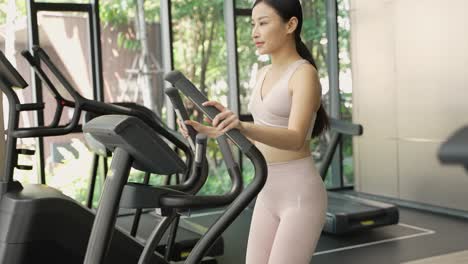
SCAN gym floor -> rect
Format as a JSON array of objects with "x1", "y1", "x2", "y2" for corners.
[
  {"x1": 115, "y1": 201, "x2": 468, "y2": 264},
  {"x1": 187, "y1": 206, "x2": 468, "y2": 264}
]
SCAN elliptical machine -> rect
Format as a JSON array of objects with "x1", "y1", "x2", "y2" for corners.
[
  {"x1": 80, "y1": 70, "x2": 268, "y2": 263},
  {"x1": 20, "y1": 46, "x2": 224, "y2": 261},
  {"x1": 0, "y1": 50, "x2": 268, "y2": 263}
]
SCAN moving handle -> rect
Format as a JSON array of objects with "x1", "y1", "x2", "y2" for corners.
[{"x1": 164, "y1": 70, "x2": 267, "y2": 263}]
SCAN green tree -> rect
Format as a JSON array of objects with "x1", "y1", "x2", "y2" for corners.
[{"x1": 1, "y1": 0, "x2": 355, "y2": 198}]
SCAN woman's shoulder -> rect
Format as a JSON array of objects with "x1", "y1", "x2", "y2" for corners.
[
  {"x1": 289, "y1": 62, "x2": 320, "y2": 93},
  {"x1": 293, "y1": 61, "x2": 318, "y2": 80},
  {"x1": 297, "y1": 59, "x2": 316, "y2": 71}
]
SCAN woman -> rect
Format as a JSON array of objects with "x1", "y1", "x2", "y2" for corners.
[{"x1": 178, "y1": 0, "x2": 329, "y2": 263}]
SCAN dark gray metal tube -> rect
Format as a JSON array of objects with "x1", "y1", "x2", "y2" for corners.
[
  {"x1": 0, "y1": 79, "x2": 20, "y2": 184},
  {"x1": 185, "y1": 147, "x2": 267, "y2": 264},
  {"x1": 164, "y1": 71, "x2": 253, "y2": 152},
  {"x1": 86, "y1": 154, "x2": 100, "y2": 209},
  {"x1": 83, "y1": 147, "x2": 133, "y2": 264},
  {"x1": 138, "y1": 214, "x2": 176, "y2": 264},
  {"x1": 319, "y1": 133, "x2": 340, "y2": 179},
  {"x1": 224, "y1": 0, "x2": 240, "y2": 115}
]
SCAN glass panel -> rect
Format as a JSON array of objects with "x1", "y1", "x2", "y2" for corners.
[
  {"x1": 234, "y1": 9, "x2": 266, "y2": 183},
  {"x1": 38, "y1": 0, "x2": 90, "y2": 3},
  {"x1": 337, "y1": 0, "x2": 354, "y2": 186},
  {"x1": 44, "y1": 135, "x2": 94, "y2": 205},
  {"x1": 241, "y1": 153, "x2": 255, "y2": 186},
  {"x1": 2, "y1": 1, "x2": 37, "y2": 184},
  {"x1": 302, "y1": 0, "x2": 329, "y2": 77},
  {"x1": 237, "y1": 15, "x2": 269, "y2": 115},
  {"x1": 37, "y1": 10, "x2": 93, "y2": 100},
  {"x1": 302, "y1": 0, "x2": 334, "y2": 188},
  {"x1": 99, "y1": 0, "x2": 167, "y2": 202},
  {"x1": 172, "y1": 0, "x2": 232, "y2": 195},
  {"x1": 235, "y1": 0, "x2": 333, "y2": 186},
  {"x1": 100, "y1": 0, "x2": 165, "y2": 117},
  {"x1": 34, "y1": 11, "x2": 93, "y2": 203},
  {"x1": 236, "y1": 0, "x2": 254, "y2": 9}
]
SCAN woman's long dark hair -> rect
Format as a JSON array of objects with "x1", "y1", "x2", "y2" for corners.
[{"x1": 253, "y1": 0, "x2": 329, "y2": 138}]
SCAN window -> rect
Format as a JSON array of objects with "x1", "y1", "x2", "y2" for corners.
[
  {"x1": 337, "y1": 0, "x2": 354, "y2": 186},
  {"x1": 172, "y1": 0, "x2": 232, "y2": 195}
]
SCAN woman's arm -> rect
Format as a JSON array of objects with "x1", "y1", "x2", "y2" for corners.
[
  {"x1": 181, "y1": 64, "x2": 320, "y2": 149},
  {"x1": 240, "y1": 122, "x2": 256, "y2": 145}
]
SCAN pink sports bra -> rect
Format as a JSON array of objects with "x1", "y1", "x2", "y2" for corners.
[{"x1": 248, "y1": 59, "x2": 317, "y2": 137}]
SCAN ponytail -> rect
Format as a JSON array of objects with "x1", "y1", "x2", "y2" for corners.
[{"x1": 295, "y1": 35, "x2": 329, "y2": 138}]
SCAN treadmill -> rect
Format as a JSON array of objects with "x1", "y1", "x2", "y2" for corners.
[
  {"x1": 20, "y1": 46, "x2": 225, "y2": 261},
  {"x1": 319, "y1": 118, "x2": 399, "y2": 234}
]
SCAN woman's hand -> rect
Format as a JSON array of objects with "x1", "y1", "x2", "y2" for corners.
[
  {"x1": 178, "y1": 118, "x2": 223, "y2": 139},
  {"x1": 177, "y1": 100, "x2": 243, "y2": 139},
  {"x1": 177, "y1": 119, "x2": 191, "y2": 139},
  {"x1": 202, "y1": 100, "x2": 243, "y2": 133}
]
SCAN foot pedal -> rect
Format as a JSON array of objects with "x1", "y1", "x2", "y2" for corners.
[
  {"x1": 15, "y1": 165, "x2": 33, "y2": 170},
  {"x1": 17, "y1": 149, "x2": 35, "y2": 155},
  {"x1": 16, "y1": 103, "x2": 45, "y2": 111}
]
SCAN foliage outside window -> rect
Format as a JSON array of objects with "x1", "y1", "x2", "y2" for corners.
[{"x1": 0, "y1": 0, "x2": 354, "y2": 206}]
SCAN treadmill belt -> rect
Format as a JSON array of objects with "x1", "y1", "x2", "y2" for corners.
[
  {"x1": 316, "y1": 222, "x2": 422, "y2": 252},
  {"x1": 328, "y1": 195, "x2": 384, "y2": 214},
  {"x1": 324, "y1": 191, "x2": 399, "y2": 234},
  {"x1": 327, "y1": 191, "x2": 396, "y2": 213}
]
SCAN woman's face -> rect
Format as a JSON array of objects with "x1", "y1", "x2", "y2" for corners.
[{"x1": 251, "y1": 2, "x2": 292, "y2": 55}]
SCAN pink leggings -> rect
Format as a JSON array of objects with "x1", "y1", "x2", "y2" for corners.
[{"x1": 246, "y1": 156, "x2": 327, "y2": 264}]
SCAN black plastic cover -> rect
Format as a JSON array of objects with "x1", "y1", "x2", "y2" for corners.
[
  {"x1": 439, "y1": 125, "x2": 468, "y2": 167},
  {"x1": 0, "y1": 50, "x2": 28, "y2": 88},
  {"x1": 83, "y1": 115, "x2": 186, "y2": 175}
]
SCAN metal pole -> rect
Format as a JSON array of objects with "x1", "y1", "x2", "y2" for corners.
[
  {"x1": 224, "y1": 0, "x2": 240, "y2": 115},
  {"x1": 86, "y1": 154, "x2": 100, "y2": 209},
  {"x1": 326, "y1": 0, "x2": 340, "y2": 117},
  {"x1": 130, "y1": 171, "x2": 151, "y2": 237},
  {"x1": 160, "y1": 0, "x2": 175, "y2": 129},
  {"x1": 2, "y1": 0, "x2": 16, "y2": 177},
  {"x1": 26, "y1": 0, "x2": 46, "y2": 184},
  {"x1": 224, "y1": 0, "x2": 243, "y2": 163},
  {"x1": 84, "y1": 148, "x2": 133, "y2": 264},
  {"x1": 91, "y1": 0, "x2": 104, "y2": 102},
  {"x1": 325, "y1": 0, "x2": 343, "y2": 187},
  {"x1": 136, "y1": 0, "x2": 157, "y2": 113}
]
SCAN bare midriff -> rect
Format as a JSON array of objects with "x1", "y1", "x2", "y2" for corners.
[{"x1": 255, "y1": 140, "x2": 311, "y2": 164}]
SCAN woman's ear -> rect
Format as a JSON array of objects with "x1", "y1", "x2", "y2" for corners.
[{"x1": 287, "y1": 17, "x2": 299, "y2": 34}]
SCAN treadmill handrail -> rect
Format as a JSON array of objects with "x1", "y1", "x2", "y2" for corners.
[
  {"x1": 319, "y1": 133, "x2": 340, "y2": 179},
  {"x1": 319, "y1": 119, "x2": 364, "y2": 179},
  {"x1": 330, "y1": 118, "x2": 363, "y2": 136}
]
